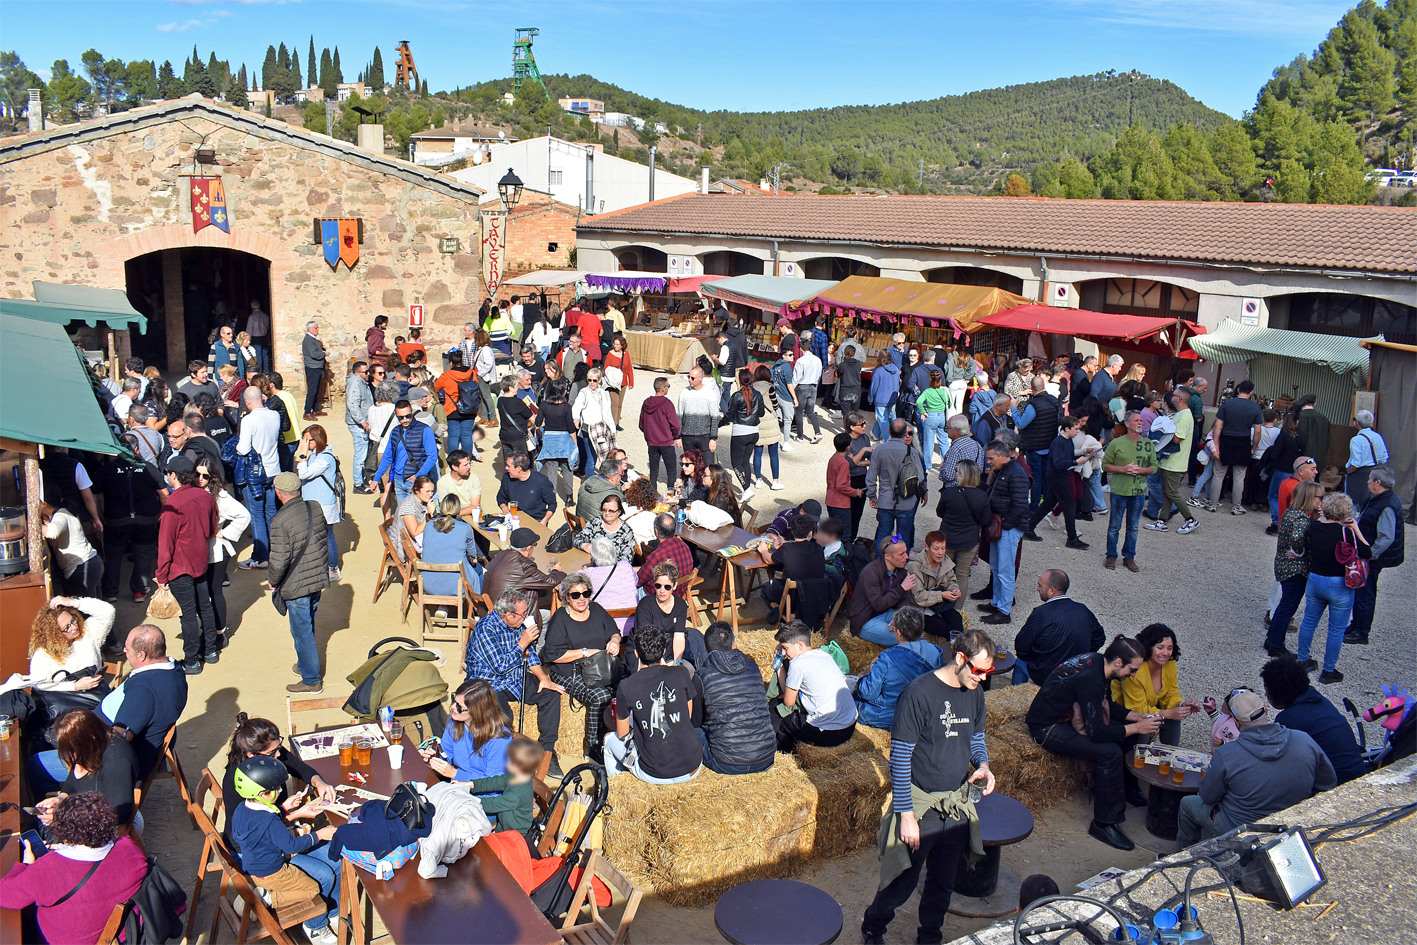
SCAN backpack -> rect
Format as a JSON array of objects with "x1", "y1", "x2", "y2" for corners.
[
  {"x1": 320, "y1": 455, "x2": 347, "y2": 518},
  {"x1": 454, "y1": 376, "x2": 481, "y2": 416},
  {"x1": 119, "y1": 855, "x2": 188, "y2": 944},
  {"x1": 221, "y1": 431, "x2": 252, "y2": 487},
  {"x1": 896, "y1": 447, "x2": 922, "y2": 501}
]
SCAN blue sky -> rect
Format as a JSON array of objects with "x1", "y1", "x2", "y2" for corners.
[{"x1": 1, "y1": 0, "x2": 1356, "y2": 117}]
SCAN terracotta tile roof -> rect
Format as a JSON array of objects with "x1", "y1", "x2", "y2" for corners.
[{"x1": 578, "y1": 193, "x2": 1417, "y2": 275}]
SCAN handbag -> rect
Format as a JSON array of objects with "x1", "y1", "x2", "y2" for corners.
[
  {"x1": 1335, "y1": 524, "x2": 1370, "y2": 589},
  {"x1": 146, "y1": 584, "x2": 182, "y2": 621},
  {"x1": 387, "y1": 781, "x2": 434, "y2": 831},
  {"x1": 602, "y1": 364, "x2": 624, "y2": 391},
  {"x1": 545, "y1": 523, "x2": 575, "y2": 554},
  {"x1": 573, "y1": 575, "x2": 615, "y2": 687},
  {"x1": 983, "y1": 513, "x2": 1003, "y2": 544},
  {"x1": 270, "y1": 503, "x2": 315, "y2": 617}
]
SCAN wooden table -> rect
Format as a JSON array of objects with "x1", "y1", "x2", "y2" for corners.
[
  {"x1": 624, "y1": 331, "x2": 708, "y2": 373},
  {"x1": 949, "y1": 793, "x2": 1035, "y2": 919},
  {"x1": 982, "y1": 651, "x2": 1016, "y2": 692},
  {"x1": 1127, "y1": 747, "x2": 1207, "y2": 841},
  {"x1": 470, "y1": 513, "x2": 591, "y2": 577},
  {"x1": 714, "y1": 879, "x2": 843, "y2": 945},
  {"x1": 0, "y1": 731, "x2": 22, "y2": 944},
  {"x1": 676, "y1": 522, "x2": 772, "y2": 635},
  {"x1": 293, "y1": 724, "x2": 560, "y2": 945}
]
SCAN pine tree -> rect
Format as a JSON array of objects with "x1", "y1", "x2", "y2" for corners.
[
  {"x1": 229, "y1": 66, "x2": 249, "y2": 108},
  {"x1": 1208, "y1": 121, "x2": 1258, "y2": 200},
  {"x1": 1310, "y1": 120, "x2": 1374, "y2": 203},
  {"x1": 1338, "y1": 14, "x2": 1398, "y2": 120},
  {"x1": 369, "y1": 47, "x2": 384, "y2": 90},
  {"x1": 333, "y1": 47, "x2": 343, "y2": 83},
  {"x1": 307, "y1": 37, "x2": 317, "y2": 88},
  {"x1": 157, "y1": 59, "x2": 181, "y2": 98}
]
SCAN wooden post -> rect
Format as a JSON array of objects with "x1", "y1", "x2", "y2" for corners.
[
  {"x1": 24, "y1": 452, "x2": 44, "y2": 579},
  {"x1": 162, "y1": 249, "x2": 185, "y2": 373}
]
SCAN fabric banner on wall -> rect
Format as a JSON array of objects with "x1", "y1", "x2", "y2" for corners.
[
  {"x1": 188, "y1": 176, "x2": 229, "y2": 234},
  {"x1": 481, "y1": 212, "x2": 507, "y2": 297},
  {"x1": 1365, "y1": 341, "x2": 1417, "y2": 517}
]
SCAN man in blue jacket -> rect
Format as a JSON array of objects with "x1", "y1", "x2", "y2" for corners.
[
  {"x1": 869, "y1": 355, "x2": 901, "y2": 441},
  {"x1": 1261, "y1": 656, "x2": 1366, "y2": 783},
  {"x1": 854, "y1": 607, "x2": 943, "y2": 729},
  {"x1": 376, "y1": 400, "x2": 439, "y2": 504}
]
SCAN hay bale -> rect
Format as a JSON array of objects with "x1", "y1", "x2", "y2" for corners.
[
  {"x1": 796, "y1": 748, "x2": 891, "y2": 860},
  {"x1": 983, "y1": 683, "x2": 1092, "y2": 809}
]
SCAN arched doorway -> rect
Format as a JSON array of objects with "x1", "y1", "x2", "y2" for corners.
[
  {"x1": 702, "y1": 251, "x2": 764, "y2": 276},
  {"x1": 124, "y1": 248, "x2": 272, "y2": 370},
  {"x1": 801, "y1": 257, "x2": 879, "y2": 281},
  {"x1": 924, "y1": 266, "x2": 1024, "y2": 295},
  {"x1": 614, "y1": 245, "x2": 668, "y2": 273},
  {"x1": 1077, "y1": 277, "x2": 1199, "y2": 319}
]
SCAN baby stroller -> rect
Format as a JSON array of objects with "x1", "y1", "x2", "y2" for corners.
[
  {"x1": 343, "y1": 637, "x2": 450, "y2": 745},
  {"x1": 527, "y1": 762, "x2": 612, "y2": 922}
]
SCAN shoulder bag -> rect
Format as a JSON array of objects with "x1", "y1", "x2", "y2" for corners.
[
  {"x1": 573, "y1": 577, "x2": 614, "y2": 688},
  {"x1": 363, "y1": 411, "x2": 397, "y2": 480},
  {"x1": 270, "y1": 503, "x2": 315, "y2": 617},
  {"x1": 51, "y1": 859, "x2": 103, "y2": 907},
  {"x1": 1335, "y1": 524, "x2": 1369, "y2": 589}
]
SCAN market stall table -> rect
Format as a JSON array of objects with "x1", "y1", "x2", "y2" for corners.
[
  {"x1": 675, "y1": 522, "x2": 771, "y2": 635},
  {"x1": 1127, "y1": 747, "x2": 1207, "y2": 841},
  {"x1": 948, "y1": 792, "x2": 1035, "y2": 919},
  {"x1": 624, "y1": 330, "x2": 708, "y2": 373},
  {"x1": 715, "y1": 879, "x2": 843, "y2": 945},
  {"x1": 469, "y1": 514, "x2": 591, "y2": 577},
  {"x1": 292, "y1": 723, "x2": 560, "y2": 945}
]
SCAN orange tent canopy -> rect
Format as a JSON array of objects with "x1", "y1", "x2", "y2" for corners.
[{"x1": 793, "y1": 275, "x2": 1031, "y2": 336}]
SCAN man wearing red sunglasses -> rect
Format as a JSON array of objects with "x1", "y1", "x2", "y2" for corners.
[{"x1": 862, "y1": 629, "x2": 999, "y2": 945}]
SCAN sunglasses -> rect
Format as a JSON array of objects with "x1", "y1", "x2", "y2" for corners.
[
  {"x1": 963, "y1": 658, "x2": 996, "y2": 678},
  {"x1": 397, "y1": 413, "x2": 413, "y2": 421},
  {"x1": 566, "y1": 589, "x2": 591, "y2": 600},
  {"x1": 449, "y1": 697, "x2": 468, "y2": 712},
  {"x1": 653, "y1": 581, "x2": 675, "y2": 590}
]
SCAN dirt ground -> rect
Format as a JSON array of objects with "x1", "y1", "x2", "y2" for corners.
[{"x1": 127, "y1": 366, "x2": 1414, "y2": 943}]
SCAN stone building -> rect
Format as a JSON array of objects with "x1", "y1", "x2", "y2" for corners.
[{"x1": 0, "y1": 97, "x2": 498, "y2": 395}]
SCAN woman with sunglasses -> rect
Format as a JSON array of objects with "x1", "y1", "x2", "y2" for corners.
[
  {"x1": 543, "y1": 571, "x2": 628, "y2": 762},
  {"x1": 634, "y1": 561, "x2": 703, "y2": 665},
  {"x1": 575, "y1": 495, "x2": 636, "y2": 564},
  {"x1": 675, "y1": 449, "x2": 708, "y2": 506},
  {"x1": 28, "y1": 596, "x2": 114, "y2": 693},
  {"x1": 194, "y1": 459, "x2": 250, "y2": 641},
  {"x1": 572, "y1": 367, "x2": 618, "y2": 470},
  {"x1": 421, "y1": 679, "x2": 513, "y2": 786},
  {"x1": 846, "y1": 411, "x2": 874, "y2": 539},
  {"x1": 220, "y1": 712, "x2": 334, "y2": 847}
]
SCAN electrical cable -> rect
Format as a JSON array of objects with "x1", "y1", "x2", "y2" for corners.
[{"x1": 1013, "y1": 893, "x2": 1138, "y2": 944}]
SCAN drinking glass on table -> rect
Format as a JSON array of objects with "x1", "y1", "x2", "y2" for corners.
[
  {"x1": 356, "y1": 736, "x2": 373, "y2": 766},
  {"x1": 389, "y1": 721, "x2": 404, "y2": 745},
  {"x1": 338, "y1": 736, "x2": 354, "y2": 766}
]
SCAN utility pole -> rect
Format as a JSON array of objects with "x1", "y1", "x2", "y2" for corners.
[
  {"x1": 325, "y1": 101, "x2": 336, "y2": 137},
  {"x1": 770, "y1": 161, "x2": 789, "y2": 194},
  {"x1": 917, "y1": 159, "x2": 925, "y2": 190}
]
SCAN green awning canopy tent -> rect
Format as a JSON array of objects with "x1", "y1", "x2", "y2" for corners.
[
  {"x1": 5, "y1": 281, "x2": 149, "y2": 332},
  {"x1": 701, "y1": 275, "x2": 840, "y2": 316},
  {"x1": 1188, "y1": 320, "x2": 1378, "y2": 425},
  {"x1": 0, "y1": 309, "x2": 127, "y2": 455}
]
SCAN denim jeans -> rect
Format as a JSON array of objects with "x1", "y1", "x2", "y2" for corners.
[
  {"x1": 990, "y1": 527, "x2": 1023, "y2": 615},
  {"x1": 326, "y1": 523, "x2": 340, "y2": 570},
  {"x1": 919, "y1": 412, "x2": 947, "y2": 470},
  {"x1": 696, "y1": 727, "x2": 772, "y2": 775},
  {"x1": 1268, "y1": 471, "x2": 1292, "y2": 526},
  {"x1": 859, "y1": 609, "x2": 899, "y2": 646},
  {"x1": 446, "y1": 418, "x2": 476, "y2": 457},
  {"x1": 753, "y1": 443, "x2": 780, "y2": 480},
  {"x1": 391, "y1": 474, "x2": 413, "y2": 505},
  {"x1": 1296, "y1": 574, "x2": 1354, "y2": 673},
  {"x1": 1025, "y1": 452, "x2": 1047, "y2": 508},
  {"x1": 1144, "y1": 471, "x2": 1164, "y2": 518},
  {"x1": 794, "y1": 387, "x2": 821, "y2": 438},
  {"x1": 287, "y1": 592, "x2": 323, "y2": 684},
  {"x1": 290, "y1": 852, "x2": 340, "y2": 929},
  {"x1": 1191, "y1": 462, "x2": 1214, "y2": 500},
  {"x1": 347, "y1": 422, "x2": 370, "y2": 488},
  {"x1": 1266, "y1": 576, "x2": 1306, "y2": 651},
  {"x1": 1106, "y1": 493, "x2": 1145, "y2": 561},
  {"x1": 827, "y1": 505, "x2": 853, "y2": 545},
  {"x1": 1012, "y1": 658, "x2": 1030, "y2": 685},
  {"x1": 604, "y1": 731, "x2": 699, "y2": 783},
  {"x1": 1086, "y1": 468, "x2": 1106, "y2": 512},
  {"x1": 874, "y1": 505, "x2": 917, "y2": 556},
  {"x1": 873, "y1": 405, "x2": 893, "y2": 440},
  {"x1": 243, "y1": 481, "x2": 278, "y2": 563}
]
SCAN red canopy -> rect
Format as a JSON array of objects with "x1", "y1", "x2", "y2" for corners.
[
  {"x1": 977, "y1": 305, "x2": 1206, "y2": 359},
  {"x1": 667, "y1": 275, "x2": 726, "y2": 293}
]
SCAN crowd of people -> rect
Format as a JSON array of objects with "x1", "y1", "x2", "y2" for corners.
[{"x1": 7, "y1": 299, "x2": 1405, "y2": 944}]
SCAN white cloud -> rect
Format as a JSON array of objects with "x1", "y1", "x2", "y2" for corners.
[
  {"x1": 1064, "y1": 0, "x2": 1349, "y2": 39},
  {"x1": 157, "y1": 18, "x2": 208, "y2": 32}
]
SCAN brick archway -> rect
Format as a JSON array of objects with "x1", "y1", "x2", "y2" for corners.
[{"x1": 98, "y1": 225, "x2": 290, "y2": 285}]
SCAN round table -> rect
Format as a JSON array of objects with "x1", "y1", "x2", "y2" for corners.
[
  {"x1": 949, "y1": 792, "x2": 1035, "y2": 918},
  {"x1": 1127, "y1": 748, "x2": 1207, "y2": 841},
  {"x1": 715, "y1": 879, "x2": 843, "y2": 945},
  {"x1": 983, "y1": 651, "x2": 1017, "y2": 691}
]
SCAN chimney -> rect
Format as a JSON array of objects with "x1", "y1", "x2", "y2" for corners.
[
  {"x1": 648, "y1": 146, "x2": 656, "y2": 202},
  {"x1": 356, "y1": 124, "x2": 384, "y2": 154},
  {"x1": 27, "y1": 89, "x2": 42, "y2": 132},
  {"x1": 701, "y1": 166, "x2": 710, "y2": 194},
  {"x1": 585, "y1": 147, "x2": 595, "y2": 213}
]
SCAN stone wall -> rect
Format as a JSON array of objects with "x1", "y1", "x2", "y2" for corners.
[{"x1": 0, "y1": 109, "x2": 487, "y2": 392}]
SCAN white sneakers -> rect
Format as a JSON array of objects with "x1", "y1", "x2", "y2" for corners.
[
  {"x1": 780, "y1": 440, "x2": 794, "y2": 452},
  {"x1": 304, "y1": 922, "x2": 337, "y2": 945},
  {"x1": 741, "y1": 488, "x2": 756, "y2": 503},
  {"x1": 770, "y1": 480, "x2": 785, "y2": 491},
  {"x1": 1177, "y1": 519, "x2": 1199, "y2": 535},
  {"x1": 1144, "y1": 521, "x2": 1168, "y2": 531}
]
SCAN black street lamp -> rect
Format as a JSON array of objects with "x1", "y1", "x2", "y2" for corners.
[{"x1": 497, "y1": 168, "x2": 524, "y2": 212}]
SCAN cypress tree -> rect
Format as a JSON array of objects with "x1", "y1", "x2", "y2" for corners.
[
  {"x1": 333, "y1": 47, "x2": 343, "y2": 83},
  {"x1": 277, "y1": 43, "x2": 289, "y2": 72},
  {"x1": 261, "y1": 45, "x2": 277, "y2": 91},
  {"x1": 291, "y1": 48, "x2": 301, "y2": 91},
  {"x1": 307, "y1": 36, "x2": 317, "y2": 88},
  {"x1": 369, "y1": 47, "x2": 384, "y2": 90},
  {"x1": 320, "y1": 48, "x2": 335, "y2": 98}
]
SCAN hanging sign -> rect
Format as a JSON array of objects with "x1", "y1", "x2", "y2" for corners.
[
  {"x1": 481, "y1": 211, "x2": 507, "y2": 297},
  {"x1": 1240, "y1": 298, "x2": 1262, "y2": 326},
  {"x1": 314, "y1": 218, "x2": 363, "y2": 270},
  {"x1": 189, "y1": 176, "x2": 230, "y2": 234}
]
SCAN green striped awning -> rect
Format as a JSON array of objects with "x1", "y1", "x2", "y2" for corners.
[
  {"x1": 1, "y1": 281, "x2": 149, "y2": 332},
  {"x1": 1189, "y1": 320, "x2": 1377, "y2": 383}
]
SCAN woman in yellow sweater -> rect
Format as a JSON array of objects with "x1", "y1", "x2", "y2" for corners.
[{"x1": 1111, "y1": 623, "x2": 1200, "y2": 745}]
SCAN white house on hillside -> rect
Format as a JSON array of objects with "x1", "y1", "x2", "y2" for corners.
[{"x1": 447, "y1": 135, "x2": 699, "y2": 214}]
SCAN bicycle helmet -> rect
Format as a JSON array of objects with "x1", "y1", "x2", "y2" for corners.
[{"x1": 234, "y1": 756, "x2": 288, "y2": 804}]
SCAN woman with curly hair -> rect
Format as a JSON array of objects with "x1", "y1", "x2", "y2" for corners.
[
  {"x1": 675, "y1": 449, "x2": 708, "y2": 506},
  {"x1": 29, "y1": 596, "x2": 113, "y2": 692},
  {"x1": 1110, "y1": 623, "x2": 1200, "y2": 746},
  {"x1": 623, "y1": 475, "x2": 661, "y2": 545},
  {"x1": 0, "y1": 792, "x2": 147, "y2": 945}
]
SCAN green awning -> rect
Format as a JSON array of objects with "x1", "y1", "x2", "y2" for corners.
[
  {"x1": 0, "y1": 281, "x2": 149, "y2": 332},
  {"x1": 0, "y1": 312, "x2": 127, "y2": 455},
  {"x1": 1188, "y1": 320, "x2": 1377, "y2": 381}
]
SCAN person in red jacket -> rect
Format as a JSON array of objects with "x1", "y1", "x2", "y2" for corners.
[
  {"x1": 826, "y1": 432, "x2": 865, "y2": 543},
  {"x1": 566, "y1": 304, "x2": 602, "y2": 364},
  {"x1": 638, "y1": 377, "x2": 682, "y2": 490},
  {"x1": 156, "y1": 455, "x2": 219, "y2": 674}
]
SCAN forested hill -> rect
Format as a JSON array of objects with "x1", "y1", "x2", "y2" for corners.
[{"x1": 469, "y1": 71, "x2": 1226, "y2": 189}]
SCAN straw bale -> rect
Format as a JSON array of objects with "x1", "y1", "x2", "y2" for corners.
[
  {"x1": 795, "y1": 747, "x2": 891, "y2": 860},
  {"x1": 983, "y1": 683, "x2": 1092, "y2": 807}
]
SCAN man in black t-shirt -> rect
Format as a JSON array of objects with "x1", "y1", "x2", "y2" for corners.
[
  {"x1": 757, "y1": 514, "x2": 826, "y2": 624},
  {"x1": 1208, "y1": 380, "x2": 1264, "y2": 514},
  {"x1": 861, "y1": 629, "x2": 998, "y2": 945},
  {"x1": 605, "y1": 625, "x2": 704, "y2": 783}
]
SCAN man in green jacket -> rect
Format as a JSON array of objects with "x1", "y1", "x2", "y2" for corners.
[{"x1": 269, "y1": 472, "x2": 330, "y2": 695}]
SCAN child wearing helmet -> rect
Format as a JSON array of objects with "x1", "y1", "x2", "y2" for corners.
[{"x1": 230, "y1": 756, "x2": 341, "y2": 945}]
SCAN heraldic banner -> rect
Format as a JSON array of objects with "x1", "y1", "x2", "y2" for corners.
[
  {"x1": 189, "y1": 177, "x2": 230, "y2": 234},
  {"x1": 319, "y1": 219, "x2": 362, "y2": 270},
  {"x1": 481, "y1": 211, "x2": 507, "y2": 297}
]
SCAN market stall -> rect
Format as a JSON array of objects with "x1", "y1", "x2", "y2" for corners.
[
  {"x1": 582, "y1": 271, "x2": 709, "y2": 372},
  {"x1": 701, "y1": 274, "x2": 840, "y2": 357},
  {"x1": 794, "y1": 276, "x2": 1030, "y2": 362},
  {"x1": 0, "y1": 299, "x2": 131, "y2": 678},
  {"x1": 1186, "y1": 320, "x2": 1373, "y2": 426},
  {"x1": 978, "y1": 304, "x2": 1205, "y2": 358},
  {"x1": 1360, "y1": 339, "x2": 1416, "y2": 516}
]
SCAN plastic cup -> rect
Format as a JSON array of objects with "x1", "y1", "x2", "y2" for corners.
[
  {"x1": 338, "y1": 736, "x2": 354, "y2": 766},
  {"x1": 356, "y1": 737, "x2": 373, "y2": 766},
  {"x1": 1133, "y1": 751, "x2": 1145, "y2": 769},
  {"x1": 389, "y1": 721, "x2": 404, "y2": 745},
  {"x1": 1158, "y1": 761, "x2": 1171, "y2": 776},
  {"x1": 0, "y1": 715, "x2": 12, "y2": 741},
  {"x1": 1173, "y1": 768, "x2": 1186, "y2": 784},
  {"x1": 387, "y1": 744, "x2": 405, "y2": 768}
]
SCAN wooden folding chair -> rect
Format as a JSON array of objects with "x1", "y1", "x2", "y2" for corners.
[
  {"x1": 742, "y1": 504, "x2": 762, "y2": 535},
  {"x1": 564, "y1": 509, "x2": 586, "y2": 534},
  {"x1": 824, "y1": 579, "x2": 853, "y2": 641},
  {"x1": 134, "y1": 724, "x2": 196, "y2": 829},
  {"x1": 776, "y1": 577, "x2": 798, "y2": 627},
  {"x1": 103, "y1": 658, "x2": 127, "y2": 687},
  {"x1": 675, "y1": 568, "x2": 704, "y2": 629},
  {"x1": 413, "y1": 561, "x2": 477, "y2": 650},
  {"x1": 187, "y1": 768, "x2": 227, "y2": 942},
  {"x1": 287, "y1": 694, "x2": 350, "y2": 736},
  {"x1": 558, "y1": 850, "x2": 642, "y2": 945},
  {"x1": 208, "y1": 832, "x2": 326, "y2": 944},
  {"x1": 371, "y1": 523, "x2": 412, "y2": 614}
]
